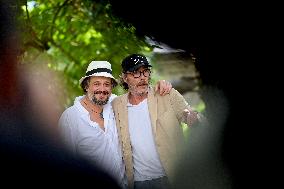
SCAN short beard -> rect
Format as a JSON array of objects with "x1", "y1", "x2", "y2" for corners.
[
  {"x1": 92, "y1": 96, "x2": 109, "y2": 106},
  {"x1": 87, "y1": 93, "x2": 110, "y2": 106},
  {"x1": 128, "y1": 84, "x2": 150, "y2": 97}
]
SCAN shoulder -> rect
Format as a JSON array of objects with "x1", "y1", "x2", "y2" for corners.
[
  {"x1": 169, "y1": 88, "x2": 181, "y2": 95},
  {"x1": 60, "y1": 106, "x2": 73, "y2": 117},
  {"x1": 59, "y1": 105, "x2": 77, "y2": 123},
  {"x1": 109, "y1": 94, "x2": 118, "y2": 102},
  {"x1": 156, "y1": 88, "x2": 188, "y2": 108},
  {"x1": 154, "y1": 88, "x2": 182, "y2": 100},
  {"x1": 169, "y1": 88, "x2": 184, "y2": 99},
  {"x1": 112, "y1": 93, "x2": 127, "y2": 106},
  {"x1": 58, "y1": 105, "x2": 83, "y2": 131}
]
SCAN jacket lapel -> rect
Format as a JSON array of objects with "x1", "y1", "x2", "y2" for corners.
[
  {"x1": 117, "y1": 93, "x2": 135, "y2": 186},
  {"x1": 117, "y1": 93, "x2": 134, "y2": 159},
  {"x1": 118, "y1": 93, "x2": 129, "y2": 138},
  {"x1": 147, "y1": 88, "x2": 158, "y2": 135}
]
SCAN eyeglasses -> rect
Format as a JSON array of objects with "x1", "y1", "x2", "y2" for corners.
[{"x1": 126, "y1": 69, "x2": 151, "y2": 78}]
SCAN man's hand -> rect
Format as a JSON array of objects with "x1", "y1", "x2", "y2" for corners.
[
  {"x1": 183, "y1": 108, "x2": 199, "y2": 127},
  {"x1": 154, "y1": 80, "x2": 172, "y2": 96}
]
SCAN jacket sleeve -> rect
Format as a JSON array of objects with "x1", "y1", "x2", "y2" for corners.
[{"x1": 169, "y1": 88, "x2": 189, "y2": 124}]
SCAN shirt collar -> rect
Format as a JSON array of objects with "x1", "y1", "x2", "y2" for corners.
[{"x1": 74, "y1": 94, "x2": 116, "y2": 129}]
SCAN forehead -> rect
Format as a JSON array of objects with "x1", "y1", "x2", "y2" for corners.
[{"x1": 89, "y1": 76, "x2": 112, "y2": 83}]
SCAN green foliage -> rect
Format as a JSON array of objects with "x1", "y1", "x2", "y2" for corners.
[{"x1": 18, "y1": 0, "x2": 153, "y2": 108}]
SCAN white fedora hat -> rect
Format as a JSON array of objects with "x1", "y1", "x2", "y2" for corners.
[{"x1": 79, "y1": 61, "x2": 117, "y2": 85}]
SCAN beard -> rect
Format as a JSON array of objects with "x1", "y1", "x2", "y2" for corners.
[
  {"x1": 128, "y1": 81, "x2": 150, "y2": 96},
  {"x1": 87, "y1": 91, "x2": 110, "y2": 106}
]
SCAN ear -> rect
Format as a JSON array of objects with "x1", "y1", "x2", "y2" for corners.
[
  {"x1": 122, "y1": 73, "x2": 128, "y2": 83},
  {"x1": 85, "y1": 83, "x2": 90, "y2": 92},
  {"x1": 85, "y1": 87, "x2": 89, "y2": 93}
]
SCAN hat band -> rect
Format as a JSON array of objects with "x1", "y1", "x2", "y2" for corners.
[{"x1": 86, "y1": 68, "x2": 112, "y2": 76}]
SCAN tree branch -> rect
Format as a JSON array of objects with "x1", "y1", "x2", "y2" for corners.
[
  {"x1": 49, "y1": 0, "x2": 71, "y2": 40},
  {"x1": 49, "y1": 40, "x2": 80, "y2": 68},
  {"x1": 24, "y1": 0, "x2": 44, "y2": 49}
]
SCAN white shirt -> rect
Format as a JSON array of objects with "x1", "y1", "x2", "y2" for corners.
[
  {"x1": 127, "y1": 99, "x2": 166, "y2": 181},
  {"x1": 58, "y1": 95, "x2": 127, "y2": 188}
]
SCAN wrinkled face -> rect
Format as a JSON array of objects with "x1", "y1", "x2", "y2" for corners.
[
  {"x1": 123, "y1": 66, "x2": 151, "y2": 96},
  {"x1": 86, "y1": 76, "x2": 112, "y2": 105}
]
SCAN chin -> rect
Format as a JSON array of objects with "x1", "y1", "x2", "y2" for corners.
[{"x1": 137, "y1": 89, "x2": 148, "y2": 96}]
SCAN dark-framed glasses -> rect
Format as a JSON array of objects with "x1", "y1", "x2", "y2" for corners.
[{"x1": 127, "y1": 69, "x2": 151, "y2": 78}]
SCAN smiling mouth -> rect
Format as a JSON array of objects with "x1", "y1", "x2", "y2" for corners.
[
  {"x1": 97, "y1": 93, "x2": 107, "y2": 98},
  {"x1": 94, "y1": 91, "x2": 109, "y2": 95}
]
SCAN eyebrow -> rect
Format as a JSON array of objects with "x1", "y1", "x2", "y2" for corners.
[{"x1": 92, "y1": 80, "x2": 111, "y2": 84}]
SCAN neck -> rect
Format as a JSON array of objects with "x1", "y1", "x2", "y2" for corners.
[{"x1": 84, "y1": 96, "x2": 103, "y2": 111}]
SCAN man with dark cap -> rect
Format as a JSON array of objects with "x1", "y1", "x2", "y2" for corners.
[{"x1": 112, "y1": 53, "x2": 200, "y2": 189}]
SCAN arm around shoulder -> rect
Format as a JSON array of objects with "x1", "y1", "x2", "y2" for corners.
[
  {"x1": 168, "y1": 88, "x2": 189, "y2": 123},
  {"x1": 169, "y1": 88, "x2": 208, "y2": 126}
]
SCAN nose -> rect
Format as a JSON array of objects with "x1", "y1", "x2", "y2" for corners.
[
  {"x1": 96, "y1": 85, "x2": 104, "y2": 91},
  {"x1": 95, "y1": 85, "x2": 108, "y2": 93}
]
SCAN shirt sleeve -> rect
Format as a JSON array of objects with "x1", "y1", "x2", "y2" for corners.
[{"x1": 58, "y1": 110, "x2": 77, "y2": 154}]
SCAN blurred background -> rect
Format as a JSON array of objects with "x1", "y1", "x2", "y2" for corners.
[
  {"x1": 12, "y1": 0, "x2": 205, "y2": 112},
  {"x1": 2, "y1": 0, "x2": 274, "y2": 188}
]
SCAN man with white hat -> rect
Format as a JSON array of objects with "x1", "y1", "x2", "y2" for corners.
[{"x1": 58, "y1": 60, "x2": 171, "y2": 189}]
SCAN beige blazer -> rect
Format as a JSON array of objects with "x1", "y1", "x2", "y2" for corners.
[{"x1": 112, "y1": 88, "x2": 189, "y2": 188}]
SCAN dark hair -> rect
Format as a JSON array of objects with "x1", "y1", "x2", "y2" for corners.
[
  {"x1": 80, "y1": 77, "x2": 118, "y2": 93},
  {"x1": 80, "y1": 77, "x2": 91, "y2": 93},
  {"x1": 119, "y1": 74, "x2": 129, "y2": 90}
]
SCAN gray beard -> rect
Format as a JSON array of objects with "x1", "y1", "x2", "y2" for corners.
[
  {"x1": 129, "y1": 85, "x2": 149, "y2": 97},
  {"x1": 87, "y1": 93, "x2": 110, "y2": 106},
  {"x1": 91, "y1": 95, "x2": 109, "y2": 106}
]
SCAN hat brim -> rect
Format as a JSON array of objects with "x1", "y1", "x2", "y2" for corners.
[
  {"x1": 79, "y1": 72, "x2": 118, "y2": 86},
  {"x1": 127, "y1": 63, "x2": 152, "y2": 72}
]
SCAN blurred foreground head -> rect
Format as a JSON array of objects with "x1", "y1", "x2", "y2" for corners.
[
  {"x1": 0, "y1": 2, "x2": 120, "y2": 188},
  {"x1": 0, "y1": 0, "x2": 63, "y2": 146}
]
